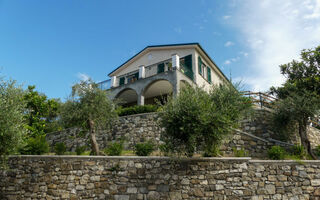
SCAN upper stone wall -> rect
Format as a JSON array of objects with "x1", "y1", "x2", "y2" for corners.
[{"x1": 46, "y1": 109, "x2": 320, "y2": 158}]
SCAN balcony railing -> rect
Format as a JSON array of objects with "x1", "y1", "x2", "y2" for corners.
[
  {"x1": 145, "y1": 59, "x2": 172, "y2": 78},
  {"x1": 97, "y1": 79, "x2": 111, "y2": 90}
]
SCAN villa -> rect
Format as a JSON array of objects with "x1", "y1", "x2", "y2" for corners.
[{"x1": 98, "y1": 43, "x2": 229, "y2": 106}]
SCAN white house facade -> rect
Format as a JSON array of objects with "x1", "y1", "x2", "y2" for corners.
[{"x1": 98, "y1": 43, "x2": 229, "y2": 106}]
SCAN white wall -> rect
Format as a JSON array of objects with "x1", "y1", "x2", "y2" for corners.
[
  {"x1": 194, "y1": 50, "x2": 225, "y2": 92},
  {"x1": 113, "y1": 48, "x2": 195, "y2": 77}
]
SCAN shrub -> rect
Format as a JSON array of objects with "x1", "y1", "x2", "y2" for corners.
[
  {"x1": 233, "y1": 147, "x2": 249, "y2": 157},
  {"x1": 19, "y1": 135, "x2": 49, "y2": 155},
  {"x1": 116, "y1": 105, "x2": 158, "y2": 116},
  {"x1": 159, "y1": 144, "x2": 170, "y2": 156},
  {"x1": 268, "y1": 145, "x2": 286, "y2": 160},
  {"x1": 315, "y1": 145, "x2": 320, "y2": 157},
  {"x1": 104, "y1": 142, "x2": 123, "y2": 156},
  {"x1": 54, "y1": 142, "x2": 66, "y2": 155},
  {"x1": 290, "y1": 145, "x2": 306, "y2": 159},
  {"x1": 76, "y1": 146, "x2": 87, "y2": 155},
  {"x1": 134, "y1": 141, "x2": 155, "y2": 156},
  {"x1": 159, "y1": 84, "x2": 252, "y2": 157}
]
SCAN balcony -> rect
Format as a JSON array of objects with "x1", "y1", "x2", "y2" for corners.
[{"x1": 97, "y1": 54, "x2": 194, "y2": 93}]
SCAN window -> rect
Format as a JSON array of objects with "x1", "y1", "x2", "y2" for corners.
[
  {"x1": 119, "y1": 77, "x2": 125, "y2": 85},
  {"x1": 157, "y1": 63, "x2": 165, "y2": 73},
  {"x1": 127, "y1": 72, "x2": 139, "y2": 83},
  {"x1": 207, "y1": 67, "x2": 212, "y2": 83},
  {"x1": 198, "y1": 56, "x2": 202, "y2": 75}
]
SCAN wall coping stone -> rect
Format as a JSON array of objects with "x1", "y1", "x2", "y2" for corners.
[
  {"x1": 8, "y1": 155, "x2": 251, "y2": 161},
  {"x1": 8, "y1": 155, "x2": 320, "y2": 164},
  {"x1": 250, "y1": 159, "x2": 320, "y2": 164},
  {"x1": 119, "y1": 112, "x2": 158, "y2": 117}
]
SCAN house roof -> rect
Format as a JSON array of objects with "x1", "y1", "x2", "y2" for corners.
[{"x1": 108, "y1": 43, "x2": 229, "y2": 82}]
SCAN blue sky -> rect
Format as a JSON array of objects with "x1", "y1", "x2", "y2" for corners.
[{"x1": 1, "y1": 0, "x2": 320, "y2": 99}]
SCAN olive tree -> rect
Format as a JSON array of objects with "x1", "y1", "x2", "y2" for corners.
[
  {"x1": 271, "y1": 45, "x2": 320, "y2": 159},
  {"x1": 0, "y1": 78, "x2": 26, "y2": 164},
  {"x1": 159, "y1": 84, "x2": 251, "y2": 157},
  {"x1": 60, "y1": 79, "x2": 117, "y2": 155}
]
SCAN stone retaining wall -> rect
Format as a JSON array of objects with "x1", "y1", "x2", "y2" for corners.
[
  {"x1": 46, "y1": 113, "x2": 163, "y2": 151},
  {"x1": 46, "y1": 109, "x2": 320, "y2": 158},
  {"x1": 1, "y1": 156, "x2": 320, "y2": 199}
]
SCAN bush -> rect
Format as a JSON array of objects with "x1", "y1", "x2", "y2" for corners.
[
  {"x1": 233, "y1": 147, "x2": 249, "y2": 157},
  {"x1": 76, "y1": 146, "x2": 87, "y2": 155},
  {"x1": 290, "y1": 145, "x2": 306, "y2": 159},
  {"x1": 54, "y1": 142, "x2": 66, "y2": 155},
  {"x1": 315, "y1": 145, "x2": 320, "y2": 157},
  {"x1": 134, "y1": 141, "x2": 155, "y2": 156},
  {"x1": 268, "y1": 145, "x2": 286, "y2": 160},
  {"x1": 159, "y1": 144, "x2": 170, "y2": 156},
  {"x1": 19, "y1": 135, "x2": 49, "y2": 155},
  {"x1": 159, "y1": 84, "x2": 252, "y2": 157},
  {"x1": 104, "y1": 142, "x2": 123, "y2": 156},
  {"x1": 116, "y1": 105, "x2": 158, "y2": 116}
]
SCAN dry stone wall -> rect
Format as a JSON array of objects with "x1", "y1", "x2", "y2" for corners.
[
  {"x1": 46, "y1": 113, "x2": 163, "y2": 151},
  {"x1": 1, "y1": 156, "x2": 320, "y2": 199},
  {"x1": 46, "y1": 109, "x2": 320, "y2": 158}
]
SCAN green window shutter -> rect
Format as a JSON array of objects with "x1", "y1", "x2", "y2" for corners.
[
  {"x1": 119, "y1": 77, "x2": 125, "y2": 85},
  {"x1": 157, "y1": 63, "x2": 165, "y2": 73},
  {"x1": 207, "y1": 67, "x2": 212, "y2": 83},
  {"x1": 184, "y1": 55, "x2": 193, "y2": 81},
  {"x1": 198, "y1": 56, "x2": 202, "y2": 74},
  {"x1": 184, "y1": 55, "x2": 192, "y2": 70},
  {"x1": 134, "y1": 72, "x2": 139, "y2": 79}
]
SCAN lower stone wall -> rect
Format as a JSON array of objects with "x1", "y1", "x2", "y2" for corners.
[{"x1": 1, "y1": 156, "x2": 320, "y2": 199}]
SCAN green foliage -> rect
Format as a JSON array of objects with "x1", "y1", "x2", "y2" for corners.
[
  {"x1": 233, "y1": 147, "x2": 249, "y2": 157},
  {"x1": 54, "y1": 142, "x2": 66, "y2": 155},
  {"x1": 159, "y1": 144, "x2": 170, "y2": 156},
  {"x1": 116, "y1": 105, "x2": 158, "y2": 116},
  {"x1": 0, "y1": 78, "x2": 26, "y2": 164},
  {"x1": 19, "y1": 135, "x2": 49, "y2": 155},
  {"x1": 270, "y1": 45, "x2": 320, "y2": 159},
  {"x1": 268, "y1": 145, "x2": 286, "y2": 160},
  {"x1": 159, "y1": 84, "x2": 252, "y2": 157},
  {"x1": 75, "y1": 146, "x2": 87, "y2": 155},
  {"x1": 134, "y1": 141, "x2": 155, "y2": 156},
  {"x1": 104, "y1": 142, "x2": 124, "y2": 156},
  {"x1": 24, "y1": 85, "x2": 62, "y2": 137},
  {"x1": 315, "y1": 145, "x2": 320, "y2": 157},
  {"x1": 290, "y1": 145, "x2": 306, "y2": 159},
  {"x1": 60, "y1": 79, "x2": 118, "y2": 155}
]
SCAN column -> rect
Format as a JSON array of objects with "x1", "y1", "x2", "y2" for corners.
[
  {"x1": 138, "y1": 94, "x2": 145, "y2": 106},
  {"x1": 111, "y1": 76, "x2": 117, "y2": 88},
  {"x1": 172, "y1": 53, "x2": 180, "y2": 70},
  {"x1": 139, "y1": 65, "x2": 145, "y2": 79}
]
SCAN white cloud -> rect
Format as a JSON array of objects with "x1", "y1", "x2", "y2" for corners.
[
  {"x1": 230, "y1": 0, "x2": 320, "y2": 92},
  {"x1": 223, "y1": 15, "x2": 231, "y2": 20},
  {"x1": 240, "y1": 51, "x2": 249, "y2": 57},
  {"x1": 77, "y1": 73, "x2": 90, "y2": 81},
  {"x1": 224, "y1": 41, "x2": 234, "y2": 47},
  {"x1": 224, "y1": 60, "x2": 231, "y2": 65}
]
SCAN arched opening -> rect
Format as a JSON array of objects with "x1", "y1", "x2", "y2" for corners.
[
  {"x1": 115, "y1": 88, "x2": 138, "y2": 107},
  {"x1": 143, "y1": 79, "x2": 173, "y2": 105}
]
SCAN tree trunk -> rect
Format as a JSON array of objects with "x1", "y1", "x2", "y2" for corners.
[
  {"x1": 298, "y1": 120, "x2": 317, "y2": 160},
  {"x1": 88, "y1": 119, "x2": 100, "y2": 155}
]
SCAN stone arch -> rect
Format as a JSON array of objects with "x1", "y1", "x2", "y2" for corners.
[
  {"x1": 114, "y1": 88, "x2": 138, "y2": 107},
  {"x1": 142, "y1": 79, "x2": 174, "y2": 105}
]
